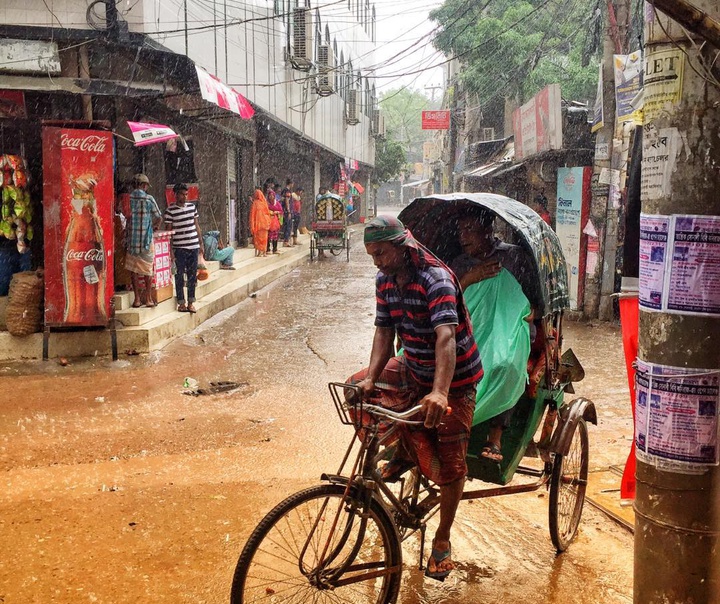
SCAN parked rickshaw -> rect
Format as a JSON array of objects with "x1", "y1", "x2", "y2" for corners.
[
  {"x1": 310, "y1": 192, "x2": 350, "y2": 261},
  {"x1": 231, "y1": 192, "x2": 596, "y2": 604}
]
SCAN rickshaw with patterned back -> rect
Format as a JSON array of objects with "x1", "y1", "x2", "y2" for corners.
[
  {"x1": 310, "y1": 191, "x2": 350, "y2": 261},
  {"x1": 398, "y1": 192, "x2": 596, "y2": 547}
]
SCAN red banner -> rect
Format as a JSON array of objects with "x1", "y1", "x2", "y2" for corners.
[
  {"x1": 421, "y1": 110, "x2": 450, "y2": 130},
  {"x1": 42, "y1": 128, "x2": 115, "y2": 327}
]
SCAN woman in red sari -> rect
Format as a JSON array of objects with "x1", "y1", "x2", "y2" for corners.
[
  {"x1": 265, "y1": 183, "x2": 283, "y2": 254},
  {"x1": 250, "y1": 189, "x2": 271, "y2": 257}
]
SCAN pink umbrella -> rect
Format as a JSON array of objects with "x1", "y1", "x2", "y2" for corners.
[{"x1": 127, "y1": 121, "x2": 179, "y2": 147}]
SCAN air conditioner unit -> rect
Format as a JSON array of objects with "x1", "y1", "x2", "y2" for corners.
[
  {"x1": 346, "y1": 89, "x2": 360, "y2": 125},
  {"x1": 370, "y1": 108, "x2": 379, "y2": 135},
  {"x1": 290, "y1": 8, "x2": 313, "y2": 71},
  {"x1": 378, "y1": 113, "x2": 386, "y2": 137},
  {"x1": 479, "y1": 127, "x2": 495, "y2": 142},
  {"x1": 316, "y1": 45, "x2": 334, "y2": 96}
]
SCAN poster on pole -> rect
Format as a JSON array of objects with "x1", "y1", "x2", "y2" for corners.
[
  {"x1": 591, "y1": 62, "x2": 604, "y2": 133},
  {"x1": 635, "y1": 359, "x2": 720, "y2": 471},
  {"x1": 643, "y1": 48, "x2": 684, "y2": 123},
  {"x1": 638, "y1": 214, "x2": 670, "y2": 311},
  {"x1": 639, "y1": 213, "x2": 720, "y2": 315},
  {"x1": 614, "y1": 51, "x2": 643, "y2": 125}
]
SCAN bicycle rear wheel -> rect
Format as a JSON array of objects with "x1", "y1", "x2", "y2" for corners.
[
  {"x1": 230, "y1": 483, "x2": 403, "y2": 604},
  {"x1": 549, "y1": 418, "x2": 589, "y2": 552}
]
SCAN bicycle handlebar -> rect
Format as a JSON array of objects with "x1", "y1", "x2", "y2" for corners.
[{"x1": 360, "y1": 403, "x2": 424, "y2": 425}]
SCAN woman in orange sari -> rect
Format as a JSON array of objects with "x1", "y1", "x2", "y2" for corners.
[{"x1": 250, "y1": 189, "x2": 271, "y2": 257}]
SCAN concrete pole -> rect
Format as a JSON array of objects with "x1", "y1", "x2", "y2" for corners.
[
  {"x1": 635, "y1": 1, "x2": 720, "y2": 601},
  {"x1": 584, "y1": 25, "x2": 618, "y2": 317}
]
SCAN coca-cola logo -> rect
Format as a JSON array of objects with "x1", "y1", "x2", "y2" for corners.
[
  {"x1": 60, "y1": 134, "x2": 107, "y2": 153},
  {"x1": 66, "y1": 248, "x2": 103, "y2": 262}
]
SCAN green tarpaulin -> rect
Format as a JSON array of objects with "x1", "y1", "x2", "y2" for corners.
[{"x1": 465, "y1": 269, "x2": 531, "y2": 426}]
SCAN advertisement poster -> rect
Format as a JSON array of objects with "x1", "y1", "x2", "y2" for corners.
[
  {"x1": 591, "y1": 62, "x2": 604, "y2": 133},
  {"x1": 639, "y1": 214, "x2": 670, "y2": 310},
  {"x1": 667, "y1": 215, "x2": 720, "y2": 314},
  {"x1": 614, "y1": 51, "x2": 643, "y2": 125},
  {"x1": 639, "y1": 214, "x2": 720, "y2": 315},
  {"x1": 643, "y1": 48, "x2": 684, "y2": 123},
  {"x1": 555, "y1": 167, "x2": 591, "y2": 310},
  {"x1": 635, "y1": 359, "x2": 720, "y2": 470},
  {"x1": 154, "y1": 232, "x2": 173, "y2": 290},
  {"x1": 43, "y1": 128, "x2": 115, "y2": 327},
  {"x1": 512, "y1": 84, "x2": 563, "y2": 160},
  {"x1": 640, "y1": 125, "x2": 679, "y2": 200}
]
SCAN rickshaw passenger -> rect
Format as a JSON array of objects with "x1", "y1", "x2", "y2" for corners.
[
  {"x1": 350, "y1": 216, "x2": 482, "y2": 581},
  {"x1": 450, "y1": 211, "x2": 534, "y2": 462}
]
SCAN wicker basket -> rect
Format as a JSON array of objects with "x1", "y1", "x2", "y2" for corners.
[{"x1": 5, "y1": 270, "x2": 43, "y2": 337}]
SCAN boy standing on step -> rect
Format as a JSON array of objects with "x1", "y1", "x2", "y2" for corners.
[{"x1": 164, "y1": 183, "x2": 204, "y2": 313}]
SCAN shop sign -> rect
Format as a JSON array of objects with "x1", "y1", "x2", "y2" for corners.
[
  {"x1": 421, "y1": 111, "x2": 450, "y2": 130},
  {"x1": 614, "y1": 51, "x2": 644, "y2": 125},
  {"x1": 0, "y1": 39, "x2": 61, "y2": 74},
  {"x1": 512, "y1": 84, "x2": 563, "y2": 160},
  {"x1": 42, "y1": 128, "x2": 115, "y2": 327}
]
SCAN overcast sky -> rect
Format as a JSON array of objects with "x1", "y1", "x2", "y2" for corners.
[{"x1": 372, "y1": 0, "x2": 446, "y2": 99}]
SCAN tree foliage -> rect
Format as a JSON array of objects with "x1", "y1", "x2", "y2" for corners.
[
  {"x1": 430, "y1": 0, "x2": 600, "y2": 108},
  {"x1": 379, "y1": 88, "x2": 439, "y2": 163},
  {"x1": 372, "y1": 137, "x2": 407, "y2": 185}
]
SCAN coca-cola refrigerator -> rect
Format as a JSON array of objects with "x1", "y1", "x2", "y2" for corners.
[{"x1": 43, "y1": 127, "x2": 115, "y2": 327}]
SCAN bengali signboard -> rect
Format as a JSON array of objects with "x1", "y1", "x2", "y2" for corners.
[
  {"x1": 512, "y1": 84, "x2": 563, "y2": 160},
  {"x1": 555, "y1": 167, "x2": 591, "y2": 310},
  {"x1": 421, "y1": 110, "x2": 450, "y2": 130}
]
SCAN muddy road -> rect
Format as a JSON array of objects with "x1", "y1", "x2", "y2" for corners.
[{"x1": 0, "y1": 224, "x2": 633, "y2": 603}]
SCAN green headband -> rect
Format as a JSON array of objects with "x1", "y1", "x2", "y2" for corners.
[{"x1": 363, "y1": 216, "x2": 407, "y2": 244}]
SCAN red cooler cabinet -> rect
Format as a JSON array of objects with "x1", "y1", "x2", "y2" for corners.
[{"x1": 42, "y1": 127, "x2": 115, "y2": 327}]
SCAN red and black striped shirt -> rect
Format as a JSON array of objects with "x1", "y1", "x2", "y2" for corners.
[{"x1": 375, "y1": 265, "x2": 482, "y2": 390}]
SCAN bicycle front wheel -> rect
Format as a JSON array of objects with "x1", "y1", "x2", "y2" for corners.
[{"x1": 230, "y1": 483, "x2": 403, "y2": 604}]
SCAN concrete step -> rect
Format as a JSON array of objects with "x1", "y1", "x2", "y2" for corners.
[
  {"x1": 114, "y1": 246, "x2": 302, "y2": 326},
  {"x1": 0, "y1": 235, "x2": 311, "y2": 360}
]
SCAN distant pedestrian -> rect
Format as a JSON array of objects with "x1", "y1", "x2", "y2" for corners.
[
  {"x1": 250, "y1": 190, "x2": 271, "y2": 257},
  {"x1": 292, "y1": 186, "x2": 303, "y2": 246},
  {"x1": 266, "y1": 182, "x2": 283, "y2": 254},
  {"x1": 125, "y1": 173, "x2": 162, "y2": 308},
  {"x1": 280, "y1": 187, "x2": 293, "y2": 247},
  {"x1": 164, "y1": 183, "x2": 204, "y2": 313},
  {"x1": 532, "y1": 194, "x2": 552, "y2": 227}
]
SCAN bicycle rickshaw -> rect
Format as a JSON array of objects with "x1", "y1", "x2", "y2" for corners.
[
  {"x1": 310, "y1": 192, "x2": 350, "y2": 261},
  {"x1": 231, "y1": 193, "x2": 596, "y2": 604}
]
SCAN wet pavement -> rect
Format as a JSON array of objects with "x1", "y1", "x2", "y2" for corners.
[{"x1": 0, "y1": 218, "x2": 634, "y2": 603}]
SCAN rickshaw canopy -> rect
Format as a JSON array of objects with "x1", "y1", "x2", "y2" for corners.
[{"x1": 397, "y1": 192, "x2": 570, "y2": 315}]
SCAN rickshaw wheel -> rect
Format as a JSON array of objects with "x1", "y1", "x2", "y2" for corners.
[
  {"x1": 549, "y1": 418, "x2": 589, "y2": 552},
  {"x1": 346, "y1": 231, "x2": 351, "y2": 262},
  {"x1": 310, "y1": 237, "x2": 315, "y2": 261}
]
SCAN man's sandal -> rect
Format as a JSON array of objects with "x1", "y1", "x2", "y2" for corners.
[
  {"x1": 425, "y1": 541, "x2": 453, "y2": 582},
  {"x1": 178, "y1": 304, "x2": 188, "y2": 312},
  {"x1": 481, "y1": 442, "x2": 503, "y2": 462}
]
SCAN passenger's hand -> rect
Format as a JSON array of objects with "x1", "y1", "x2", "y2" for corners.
[
  {"x1": 420, "y1": 391, "x2": 449, "y2": 428},
  {"x1": 460, "y1": 260, "x2": 502, "y2": 289}
]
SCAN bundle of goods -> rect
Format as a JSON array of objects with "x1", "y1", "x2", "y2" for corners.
[
  {"x1": 5, "y1": 269, "x2": 43, "y2": 336},
  {"x1": 0, "y1": 155, "x2": 33, "y2": 253}
]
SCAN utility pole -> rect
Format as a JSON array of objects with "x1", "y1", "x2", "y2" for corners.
[
  {"x1": 635, "y1": 0, "x2": 720, "y2": 600},
  {"x1": 585, "y1": 0, "x2": 629, "y2": 318},
  {"x1": 424, "y1": 85, "x2": 443, "y2": 104}
]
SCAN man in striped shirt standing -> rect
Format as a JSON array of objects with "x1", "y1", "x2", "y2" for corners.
[
  {"x1": 348, "y1": 216, "x2": 483, "y2": 582},
  {"x1": 164, "y1": 183, "x2": 204, "y2": 313}
]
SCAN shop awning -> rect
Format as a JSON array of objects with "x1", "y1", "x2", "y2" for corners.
[
  {"x1": 0, "y1": 74, "x2": 171, "y2": 97},
  {"x1": 401, "y1": 178, "x2": 431, "y2": 188}
]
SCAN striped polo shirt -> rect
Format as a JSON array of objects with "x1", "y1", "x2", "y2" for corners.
[
  {"x1": 375, "y1": 265, "x2": 482, "y2": 390},
  {"x1": 164, "y1": 203, "x2": 200, "y2": 250}
]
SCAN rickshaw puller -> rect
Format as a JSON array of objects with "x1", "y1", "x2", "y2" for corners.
[{"x1": 349, "y1": 216, "x2": 483, "y2": 581}]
